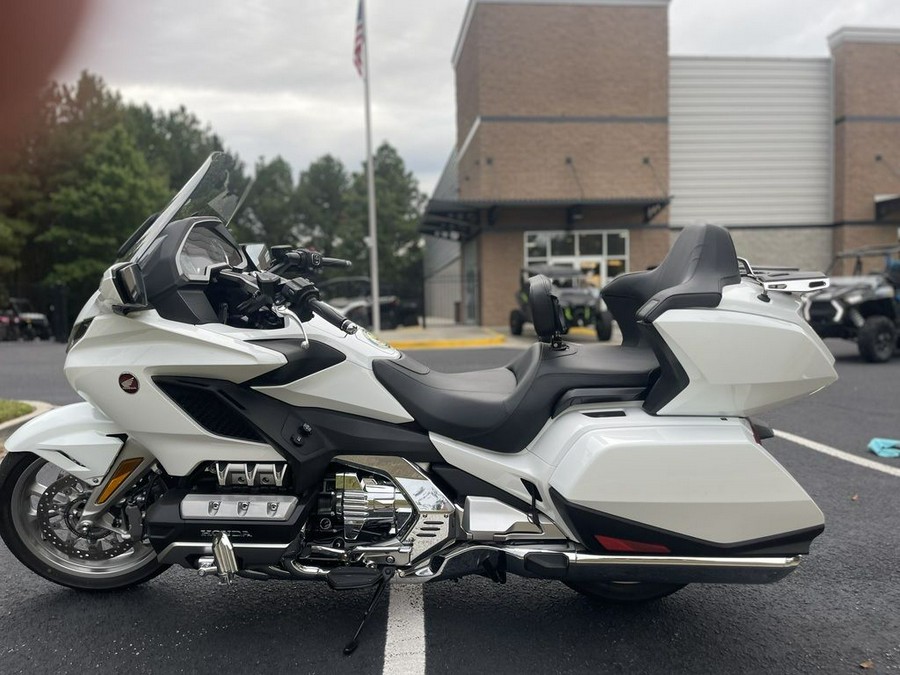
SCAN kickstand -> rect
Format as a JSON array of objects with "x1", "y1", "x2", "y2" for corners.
[{"x1": 343, "y1": 567, "x2": 395, "y2": 656}]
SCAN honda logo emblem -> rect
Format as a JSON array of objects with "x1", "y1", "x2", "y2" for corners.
[{"x1": 118, "y1": 373, "x2": 139, "y2": 394}]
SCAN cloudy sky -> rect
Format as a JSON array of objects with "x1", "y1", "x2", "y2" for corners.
[{"x1": 54, "y1": 0, "x2": 900, "y2": 195}]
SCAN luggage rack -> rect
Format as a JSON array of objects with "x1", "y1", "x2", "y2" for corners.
[{"x1": 737, "y1": 258, "x2": 830, "y2": 294}]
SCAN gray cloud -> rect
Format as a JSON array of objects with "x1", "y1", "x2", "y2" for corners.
[{"x1": 54, "y1": 0, "x2": 900, "y2": 195}]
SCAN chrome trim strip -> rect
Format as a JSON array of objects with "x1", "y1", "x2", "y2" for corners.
[{"x1": 397, "y1": 543, "x2": 802, "y2": 585}]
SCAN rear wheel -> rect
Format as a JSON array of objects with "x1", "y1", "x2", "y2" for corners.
[
  {"x1": 0, "y1": 453, "x2": 167, "y2": 591},
  {"x1": 509, "y1": 309, "x2": 524, "y2": 336},
  {"x1": 566, "y1": 580, "x2": 685, "y2": 603},
  {"x1": 858, "y1": 315, "x2": 897, "y2": 363}
]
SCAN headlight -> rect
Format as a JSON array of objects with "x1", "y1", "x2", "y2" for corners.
[{"x1": 67, "y1": 318, "x2": 93, "y2": 352}]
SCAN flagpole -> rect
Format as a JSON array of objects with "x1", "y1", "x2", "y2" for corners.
[{"x1": 362, "y1": 0, "x2": 381, "y2": 333}]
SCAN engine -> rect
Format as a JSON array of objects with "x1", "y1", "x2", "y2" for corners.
[
  {"x1": 144, "y1": 461, "x2": 415, "y2": 569},
  {"x1": 311, "y1": 470, "x2": 413, "y2": 545}
]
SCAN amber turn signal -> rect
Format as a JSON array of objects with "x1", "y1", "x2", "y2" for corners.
[{"x1": 95, "y1": 457, "x2": 143, "y2": 504}]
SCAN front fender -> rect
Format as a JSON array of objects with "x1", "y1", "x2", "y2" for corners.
[{"x1": 4, "y1": 402, "x2": 124, "y2": 481}]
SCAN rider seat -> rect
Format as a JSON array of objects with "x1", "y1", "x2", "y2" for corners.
[
  {"x1": 373, "y1": 224, "x2": 740, "y2": 452},
  {"x1": 372, "y1": 344, "x2": 658, "y2": 453}
]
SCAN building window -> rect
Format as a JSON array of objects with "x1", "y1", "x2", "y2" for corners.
[{"x1": 524, "y1": 229, "x2": 629, "y2": 287}]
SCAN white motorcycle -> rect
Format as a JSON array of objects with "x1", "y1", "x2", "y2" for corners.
[{"x1": 0, "y1": 153, "x2": 837, "y2": 653}]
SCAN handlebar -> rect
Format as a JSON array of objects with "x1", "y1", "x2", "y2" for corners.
[
  {"x1": 308, "y1": 298, "x2": 358, "y2": 334},
  {"x1": 270, "y1": 247, "x2": 352, "y2": 275}
]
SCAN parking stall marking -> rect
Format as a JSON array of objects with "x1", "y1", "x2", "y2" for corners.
[
  {"x1": 775, "y1": 429, "x2": 900, "y2": 478},
  {"x1": 382, "y1": 583, "x2": 426, "y2": 675}
]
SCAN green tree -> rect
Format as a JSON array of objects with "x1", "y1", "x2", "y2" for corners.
[
  {"x1": 294, "y1": 154, "x2": 350, "y2": 253},
  {"x1": 238, "y1": 156, "x2": 298, "y2": 246},
  {"x1": 0, "y1": 70, "x2": 237, "y2": 315},
  {"x1": 37, "y1": 124, "x2": 169, "y2": 301},
  {"x1": 340, "y1": 143, "x2": 426, "y2": 297},
  {"x1": 125, "y1": 103, "x2": 226, "y2": 189}
]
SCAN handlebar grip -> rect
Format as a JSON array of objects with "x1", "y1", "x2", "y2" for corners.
[
  {"x1": 321, "y1": 257, "x2": 352, "y2": 268},
  {"x1": 308, "y1": 298, "x2": 358, "y2": 334}
]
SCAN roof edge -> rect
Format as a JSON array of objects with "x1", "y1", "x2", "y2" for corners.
[
  {"x1": 452, "y1": 0, "x2": 671, "y2": 67},
  {"x1": 828, "y1": 26, "x2": 900, "y2": 51}
]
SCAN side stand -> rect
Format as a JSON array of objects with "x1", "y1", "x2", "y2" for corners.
[{"x1": 343, "y1": 567, "x2": 395, "y2": 656}]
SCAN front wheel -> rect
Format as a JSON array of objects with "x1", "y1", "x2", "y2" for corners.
[
  {"x1": 566, "y1": 580, "x2": 685, "y2": 603},
  {"x1": 0, "y1": 452, "x2": 168, "y2": 591}
]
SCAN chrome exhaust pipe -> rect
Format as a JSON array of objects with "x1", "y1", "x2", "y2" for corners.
[
  {"x1": 508, "y1": 548, "x2": 803, "y2": 585},
  {"x1": 397, "y1": 544, "x2": 803, "y2": 585}
]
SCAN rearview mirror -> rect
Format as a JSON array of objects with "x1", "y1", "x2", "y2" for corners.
[
  {"x1": 243, "y1": 243, "x2": 271, "y2": 271},
  {"x1": 99, "y1": 262, "x2": 150, "y2": 314},
  {"x1": 114, "y1": 263, "x2": 148, "y2": 305}
]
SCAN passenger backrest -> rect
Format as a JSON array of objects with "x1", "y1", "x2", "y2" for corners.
[{"x1": 602, "y1": 224, "x2": 741, "y2": 347}]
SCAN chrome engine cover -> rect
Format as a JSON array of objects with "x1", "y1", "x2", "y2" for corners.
[
  {"x1": 212, "y1": 462, "x2": 288, "y2": 488},
  {"x1": 334, "y1": 472, "x2": 412, "y2": 541}
]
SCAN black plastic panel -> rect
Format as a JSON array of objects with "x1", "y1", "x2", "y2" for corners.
[
  {"x1": 640, "y1": 323, "x2": 691, "y2": 416},
  {"x1": 156, "y1": 379, "x2": 265, "y2": 442},
  {"x1": 152, "y1": 376, "x2": 441, "y2": 489},
  {"x1": 550, "y1": 488, "x2": 823, "y2": 557},
  {"x1": 552, "y1": 387, "x2": 645, "y2": 417},
  {"x1": 429, "y1": 463, "x2": 532, "y2": 512},
  {"x1": 244, "y1": 339, "x2": 346, "y2": 386}
]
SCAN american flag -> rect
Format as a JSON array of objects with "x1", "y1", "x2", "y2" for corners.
[{"x1": 353, "y1": 0, "x2": 365, "y2": 77}]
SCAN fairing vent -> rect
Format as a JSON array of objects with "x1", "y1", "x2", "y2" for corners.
[{"x1": 155, "y1": 379, "x2": 265, "y2": 443}]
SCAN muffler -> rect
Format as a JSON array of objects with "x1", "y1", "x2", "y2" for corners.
[
  {"x1": 509, "y1": 548, "x2": 802, "y2": 585},
  {"x1": 398, "y1": 544, "x2": 803, "y2": 585}
]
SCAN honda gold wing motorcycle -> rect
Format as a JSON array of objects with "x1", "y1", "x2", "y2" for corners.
[{"x1": 0, "y1": 153, "x2": 837, "y2": 653}]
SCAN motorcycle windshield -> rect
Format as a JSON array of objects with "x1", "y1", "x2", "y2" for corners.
[{"x1": 118, "y1": 152, "x2": 245, "y2": 263}]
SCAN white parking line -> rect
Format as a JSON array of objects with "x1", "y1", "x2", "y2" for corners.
[
  {"x1": 382, "y1": 583, "x2": 426, "y2": 675},
  {"x1": 775, "y1": 429, "x2": 900, "y2": 478}
]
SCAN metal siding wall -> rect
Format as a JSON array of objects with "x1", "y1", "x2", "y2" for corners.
[{"x1": 670, "y1": 57, "x2": 832, "y2": 226}]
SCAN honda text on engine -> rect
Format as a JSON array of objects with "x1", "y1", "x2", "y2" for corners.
[{"x1": 0, "y1": 153, "x2": 838, "y2": 654}]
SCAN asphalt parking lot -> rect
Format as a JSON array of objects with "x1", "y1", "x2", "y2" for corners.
[{"x1": 0, "y1": 338, "x2": 899, "y2": 674}]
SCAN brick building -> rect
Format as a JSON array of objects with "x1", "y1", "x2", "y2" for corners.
[{"x1": 422, "y1": 0, "x2": 900, "y2": 325}]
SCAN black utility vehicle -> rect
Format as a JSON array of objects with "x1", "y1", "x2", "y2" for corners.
[
  {"x1": 804, "y1": 245, "x2": 900, "y2": 362},
  {"x1": 317, "y1": 276, "x2": 420, "y2": 330},
  {"x1": 4, "y1": 297, "x2": 51, "y2": 341},
  {"x1": 509, "y1": 265, "x2": 613, "y2": 341}
]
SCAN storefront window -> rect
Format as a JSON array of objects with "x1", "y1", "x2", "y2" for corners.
[
  {"x1": 523, "y1": 230, "x2": 629, "y2": 286},
  {"x1": 608, "y1": 233, "x2": 626, "y2": 256},
  {"x1": 607, "y1": 258, "x2": 627, "y2": 279},
  {"x1": 550, "y1": 233, "x2": 575, "y2": 256},
  {"x1": 526, "y1": 233, "x2": 549, "y2": 261},
  {"x1": 579, "y1": 234, "x2": 604, "y2": 256}
]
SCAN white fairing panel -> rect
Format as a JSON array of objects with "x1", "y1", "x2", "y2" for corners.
[
  {"x1": 251, "y1": 317, "x2": 413, "y2": 424},
  {"x1": 654, "y1": 281, "x2": 837, "y2": 416},
  {"x1": 62, "y1": 305, "x2": 410, "y2": 475},
  {"x1": 254, "y1": 361, "x2": 413, "y2": 423},
  {"x1": 544, "y1": 407, "x2": 824, "y2": 544},
  {"x1": 434, "y1": 404, "x2": 824, "y2": 546},
  {"x1": 4, "y1": 403, "x2": 124, "y2": 480}
]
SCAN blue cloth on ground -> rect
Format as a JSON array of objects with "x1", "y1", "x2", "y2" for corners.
[{"x1": 868, "y1": 438, "x2": 900, "y2": 458}]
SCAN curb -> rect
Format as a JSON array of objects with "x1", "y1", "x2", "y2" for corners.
[
  {"x1": 0, "y1": 401, "x2": 55, "y2": 457},
  {"x1": 0, "y1": 400, "x2": 54, "y2": 434},
  {"x1": 387, "y1": 332, "x2": 507, "y2": 350}
]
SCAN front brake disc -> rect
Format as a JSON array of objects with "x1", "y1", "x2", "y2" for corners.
[{"x1": 36, "y1": 475, "x2": 133, "y2": 561}]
